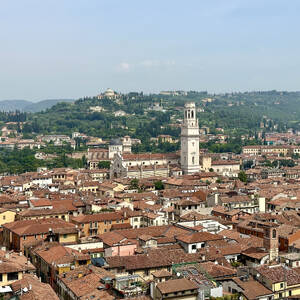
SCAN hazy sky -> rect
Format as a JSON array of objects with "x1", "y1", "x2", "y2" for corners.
[{"x1": 1, "y1": 0, "x2": 300, "y2": 100}]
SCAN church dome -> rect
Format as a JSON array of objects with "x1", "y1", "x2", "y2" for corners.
[{"x1": 105, "y1": 88, "x2": 115, "y2": 96}]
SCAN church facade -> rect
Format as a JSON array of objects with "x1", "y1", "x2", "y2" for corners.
[{"x1": 110, "y1": 102, "x2": 200, "y2": 178}]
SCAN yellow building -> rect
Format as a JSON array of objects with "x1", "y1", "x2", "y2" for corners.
[
  {"x1": 154, "y1": 278, "x2": 198, "y2": 300},
  {"x1": 32, "y1": 243, "x2": 91, "y2": 286},
  {"x1": 254, "y1": 264, "x2": 300, "y2": 299},
  {"x1": 72, "y1": 212, "x2": 130, "y2": 236},
  {"x1": 0, "y1": 209, "x2": 16, "y2": 226},
  {"x1": 17, "y1": 208, "x2": 70, "y2": 222},
  {"x1": 0, "y1": 251, "x2": 36, "y2": 287}
]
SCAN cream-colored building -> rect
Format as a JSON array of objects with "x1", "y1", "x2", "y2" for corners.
[
  {"x1": 97, "y1": 88, "x2": 119, "y2": 100},
  {"x1": 211, "y1": 160, "x2": 240, "y2": 177},
  {"x1": 200, "y1": 156, "x2": 212, "y2": 171},
  {"x1": 110, "y1": 152, "x2": 179, "y2": 179},
  {"x1": 0, "y1": 209, "x2": 16, "y2": 226}
]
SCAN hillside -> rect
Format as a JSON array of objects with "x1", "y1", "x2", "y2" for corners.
[
  {"x1": 14, "y1": 90, "x2": 300, "y2": 141},
  {"x1": 0, "y1": 100, "x2": 32, "y2": 111},
  {"x1": 0, "y1": 99, "x2": 74, "y2": 112},
  {"x1": 23, "y1": 99, "x2": 74, "y2": 112},
  {"x1": 3, "y1": 90, "x2": 300, "y2": 149}
]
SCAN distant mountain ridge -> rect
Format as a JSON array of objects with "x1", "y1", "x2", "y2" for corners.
[{"x1": 0, "y1": 99, "x2": 74, "y2": 112}]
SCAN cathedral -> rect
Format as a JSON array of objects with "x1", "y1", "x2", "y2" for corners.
[{"x1": 110, "y1": 102, "x2": 200, "y2": 178}]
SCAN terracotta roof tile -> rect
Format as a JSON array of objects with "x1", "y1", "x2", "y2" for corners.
[{"x1": 157, "y1": 278, "x2": 198, "y2": 294}]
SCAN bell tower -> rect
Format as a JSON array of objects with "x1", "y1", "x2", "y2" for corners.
[
  {"x1": 263, "y1": 226, "x2": 279, "y2": 262},
  {"x1": 180, "y1": 102, "x2": 200, "y2": 174}
]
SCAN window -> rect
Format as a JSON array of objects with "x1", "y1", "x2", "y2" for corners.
[
  {"x1": 23, "y1": 236, "x2": 26, "y2": 240},
  {"x1": 2, "y1": 215, "x2": 5, "y2": 220},
  {"x1": 280, "y1": 283, "x2": 284, "y2": 289},
  {"x1": 8, "y1": 272, "x2": 19, "y2": 281},
  {"x1": 192, "y1": 156, "x2": 195, "y2": 164},
  {"x1": 34, "y1": 235, "x2": 37, "y2": 240},
  {"x1": 63, "y1": 234, "x2": 67, "y2": 239},
  {"x1": 192, "y1": 244, "x2": 197, "y2": 250},
  {"x1": 279, "y1": 293, "x2": 283, "y2": 298},
  {"x1": 144, "y1": 269, "x2": 149, "y2": 276},
  {"x1": 289, "y1": 291, "x2": 292, "y2": 296}
]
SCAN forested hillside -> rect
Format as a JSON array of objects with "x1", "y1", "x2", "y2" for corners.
[{"x1": 2, "y1": 90, "x2": 300, "y2": 142}]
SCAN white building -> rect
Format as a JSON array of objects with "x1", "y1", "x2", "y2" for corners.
[
  {"x1": 110, "y1": 152, "x2": 179, "y2": 178},
  {"x1": 108, "y1": 136, "x2": 133, "y2": 159},
  {"x1": 97, "y1": 88, "x2": 119, "y2": 100},
  {"x1": 180, "y1": 102, "x2": 200, "y2": 174},
  {"x1": 108, "y1": 138, "x2": 123, "y2": 159}
]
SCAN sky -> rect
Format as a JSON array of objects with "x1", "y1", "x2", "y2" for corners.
[{"x1": 0, "y1": 0, "x2": 300, "y2": 101}]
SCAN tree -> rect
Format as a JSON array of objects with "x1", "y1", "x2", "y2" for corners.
[
  {"x1": 98, "y1": 161, "x2": 111, "y2": 169},
  {"x1": 238, "y1": 171, "x2": 247, "y2": 183},
  {"x1": 129, "y1": 179, "x2": 139, "y2": 190},
  {"x1": 216, "y1": 178, "x2": 222, "y2": 184},
  {"x1": 81, "y1": 155, "x2": 87, "y2": 167},
  {"x1": 154, "y1": 180, "x2": 164, "y2": 190}
]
